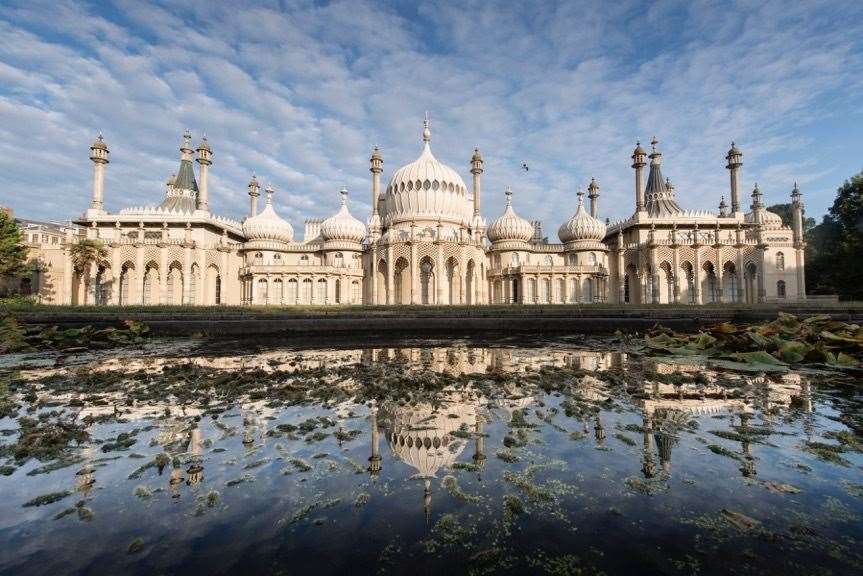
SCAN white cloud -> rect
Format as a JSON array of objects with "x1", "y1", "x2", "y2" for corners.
[{"x1": 0, "y1": 0, "x2": 861, "y2": 234}]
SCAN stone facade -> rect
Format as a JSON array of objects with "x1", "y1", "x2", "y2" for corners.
[{"x1": 27, "y1": 121, "x2": 805, "y2": 306}]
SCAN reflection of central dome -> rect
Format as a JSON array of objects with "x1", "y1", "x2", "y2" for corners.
[
  {"x1": 382, "y1": 119, "x2": 472, "y2": 228},
  {"x1": 382, "y1": 396, "x2": 478, "y2": 478}
]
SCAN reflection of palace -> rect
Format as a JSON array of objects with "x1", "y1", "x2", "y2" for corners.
[
  {"x1": 28, "y1": 117, "x2": 805, "y2": 305},
  {"x1": 635, "y1": 361, "x2": 813, "y2": 479}
]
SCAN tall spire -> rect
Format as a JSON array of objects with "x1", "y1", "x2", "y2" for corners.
[
  {"x1": 643, "y1": 137, "x2": 681, "y2": 217},
  {"x1": 160, "y1": 129, "x2": 198, "y2": 212}
]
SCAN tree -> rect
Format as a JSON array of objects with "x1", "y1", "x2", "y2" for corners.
[
  {"x1": 803, "y1": 173, "x2": 863, "y2": 299},
  {"x1": 0, "y1": 210, "x2": 28, "y2": 279},
  {"x1": 69, "y1": 238, "x2": 109, "y2": 275}
]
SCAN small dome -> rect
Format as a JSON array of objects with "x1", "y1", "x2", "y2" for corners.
[
  {"x1": 320, "y1": 188, "x2": 366, "y2": 243},
  {"x1": 558, "y1": 192, "x2": 606, "y2": 243},
  {"x1": 243, "y1": 187, "x2": 293, "y2": 243},
  {"x1": 487, "y1": 188, "x2": 534, "y2": 243},
  {"x1": 744, "y1": 209, "x2": 783, "y2": 230},
  {"x1": 632, "y1": 141, "x2": 646, "y2": 157},
  {"x1": 197, "y1": 137, "x2": 212, "y2": 152}
]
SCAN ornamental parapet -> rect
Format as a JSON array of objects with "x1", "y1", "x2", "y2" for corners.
[
  {"x1": 490, "y1": 264, "x2": 608, "y2": 276},
  {"x1": 239, "y1": 264, "x2": 364, "y2": 276}
]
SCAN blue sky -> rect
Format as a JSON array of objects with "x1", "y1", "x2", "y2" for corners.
[{"x1": 1, "y1": 0, "x2": 862, "y2": 235}]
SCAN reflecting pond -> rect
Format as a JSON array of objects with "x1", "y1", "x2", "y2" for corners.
[{"x1": 1, "y1": 338, "x2": 862, "y2": 575}]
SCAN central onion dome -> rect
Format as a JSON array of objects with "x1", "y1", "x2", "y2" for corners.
[
  {"x1": 382, "y1": 117, "x2": 472, "y2": 228},
  {"x1": 320, "y1": 187, "x2": 366, "y2": 243},
  {"x1": 487, "y1": 187, "x2": 534, "y2": 243},
  {"x1": 243, "y1": 186, "x2": 294, "y2": 243},
  {"x1": 558, "y1": 190, "x2": 606, "y2": 243}
]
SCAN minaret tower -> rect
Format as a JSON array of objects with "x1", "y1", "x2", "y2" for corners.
[
  {"x1": 587, "y1": 177, "x2": 600, "y2": 218},
  {"x1": 725, "y1": 142, "x2": 743, "y2": 216},
  {"x1": 196, "y1": 136, "x2": 212, "y2": 212},
  {"x1": 88, "y1": 133, "x2": 109, "y2": 216},
  {"x1": 369, "y1": 146, "x2": 383, "y2": 240},
  {"x1": 631, "y1": 141, "x2": 647, "y2": 215},
  {"x1": 470, "y1": 148, "x2": 484, "y2": 240},
  {"x1": 248, "y1": 174, "x2": 260, "y2": 217},
  {"x1": 791, "y1": 183, "x2": 806, "y2": 300}
]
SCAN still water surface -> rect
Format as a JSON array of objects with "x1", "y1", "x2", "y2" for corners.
[{"x1": 0, "y1": 338, "x2": 861, "y2": 575}]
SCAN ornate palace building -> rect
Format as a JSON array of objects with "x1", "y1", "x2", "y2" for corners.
[{"x1": 27, "y1": 118, "x2": 806, "y2": 306}]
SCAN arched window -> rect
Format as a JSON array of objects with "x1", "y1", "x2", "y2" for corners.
[
  {"x1": 588, "y1": 252, "x2": 597, "y2": 265},
  {"x1": 776, "y1": 252, "x2": 785, "y2": 271},
  {"x1": 777, "y1": 280, "x2": 786, "y2": 299},
  {"x1": 335, "y1": 278, "x2": 342, "y2": 304},
  {"x1": 301, "y1": 279, "x2": 312, "y2": 303},
  {"x1": 254, "y1": 252, "x2": 263, "y2": 264},
  {"x1": 511, "y1": 253, "x2": 520, "y2": 267},
  {"x1": 334, "y1": 253, "x2": 344, "y2": 268},
  {"x1": 316, "y1": 278, "x2": 327, "y2": 303},
  {"x1": 214, "y1": 275, "x2": 221, "y2": 304},
  {"x1": 351, "y1": 281, "x2": 360, "y2": 304},
  {"x1": 257, "y1": 278, "x2": 268, "y2": 304},
  {"x1": 544, "y1": 255, "x2": 553, "y2": 267},
  {"x1": 527, "y1": 278, "x2": 536, "y2": 303},
  {"x1": 287, "y1": 278, "x2": 298, "y2": 304}
]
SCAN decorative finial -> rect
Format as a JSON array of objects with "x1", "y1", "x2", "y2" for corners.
[
  {"x1": 265, "y1": 184, "x2": 274, "y2": 204},
  {"x1": 576, "y1": 187, "x2": 584, "y2": 204},
  {"x1": 339, "y1": 186, "x2": 348, "y2": 205},
  {"x1": 505, "y1": 186, "x2": 513, "y2": 206},
  {"x1": 422, "y1": 112, "x2": 431, "y2": 143},
  {"x1": 651, "y1": 136, "x2": 658, "y2": 151}
]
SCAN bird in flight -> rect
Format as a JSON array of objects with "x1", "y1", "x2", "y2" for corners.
[{"x1": 522, "y1": 163, "x2": 529, "y2": 172}]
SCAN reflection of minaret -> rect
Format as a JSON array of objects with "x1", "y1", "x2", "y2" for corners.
[
  {"x1": 242, "y1": 412, "x2": 255, "y2": 449},
  {"x1": 76, "y1": 447, "x2": 95, "y2": 498},
  {"x1": 594, "y1": 415, "x2": 605, "y2": 448},
  {"x1": 472, "y1": 418, "x2": 486, "y2": 481},
  {"x1": 368, "y1": 404, "x2": 382, "y2": 478},
  {"x1": 423, "y1": 478, "x2": 432, "y2": 526},
  {"x1": 738, "y1": 413, "x2": 757, "y2": 478},
  {"x1": 641, "y1": 412, "x2": 656, "y2": 479},
  {"x1": 187, "y1": 422, "x2": 204, "y2": 486}
]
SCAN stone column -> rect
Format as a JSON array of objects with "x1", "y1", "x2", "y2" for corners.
[
  {"x1": 386, "y1": 244, "x2": 394, "y2": 304},
  {"x1": 410, "y1": 243, "x2": 417, "y2": 304},
  {"x1": 736, "y1": 249, "x2": 744, "y2": 303},
  {"x1": 692, "y1": 248, "x2": 702, "y2": 305},
  {"x1": 221, "y1": 250, "x2": 229, "y2": 305},
  {"x1": 576, "y1": 274, "x2": 582, "y2": 303},
  {"x1": 562, "y1": 273, "x2": 569, "y2": 303},
  {"x1": 196, "y1": 249, "x2": 206, "y2": 305},
  {"x1": 435, "y1": 243, "x2": 443, "y2": 305},
  {"x1": 183, "y1": 246, "x2": 192, "y2": 304},
  {"x1": 159, "y1": 246, "x2": 167, "y2": 304},
  {"x1": 370, "y1": 245, "x2": 377, "y2": 305},
  {"x1": 671, "y1": 244, "x2": 680, "y2": 303},
  {"x1": 111, "y1": 246, "x2": 121, "y2": 305},
  {"x1": 135, "y1": 244, "x2": 144, "y2": 304}
]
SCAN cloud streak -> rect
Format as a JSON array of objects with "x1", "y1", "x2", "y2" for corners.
[{"x1": 0, "y1": 0, "x2": 861, "y2": 233}]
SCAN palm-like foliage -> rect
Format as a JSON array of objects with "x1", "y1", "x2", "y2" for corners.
[
  {"x1": 0, "y1": 210, "x2": 28, "y2": 279},
  {"x1": 69, "y1": 238, "x2": 109, "y2": 274}
]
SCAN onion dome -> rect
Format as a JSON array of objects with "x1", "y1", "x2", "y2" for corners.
[
  {"x1": 320, "y1": 187, "x2": 366, "y2": 243},
  {"x1": 196, "y1": 137, "x2": 212, "y2": 152},
  {"x1": 558, "y1": 190, "x2": 606, "y2": 243},
  {"x1": 487, "y1": 187, "x2": 534, "y2": 243},
  {"x1": 243, "y1": 186, "x2": 293, "y2": 242},
  {"x1": 382, "y1": 116, "x2": 472, "y2": 227},
  {"x1": 745, "y1": 209, "x2": 783, "y2": 230}
]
